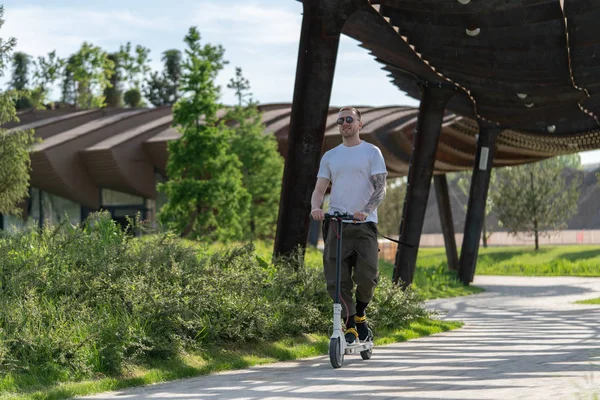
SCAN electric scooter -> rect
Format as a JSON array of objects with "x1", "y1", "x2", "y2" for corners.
[{"x1": 324, "y1": 212, "x2": 374, "y2": 369}]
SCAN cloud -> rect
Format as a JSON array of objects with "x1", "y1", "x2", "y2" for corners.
[
  {"x1": 190, "y1": 1, "x2": 302, "y2": 46},
  {"x1": 3, "y1": 5, "x2": 175, "y2": 57}
]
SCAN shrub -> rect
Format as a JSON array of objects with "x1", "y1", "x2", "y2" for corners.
[
  {"x1": 123, "y1": 88, "x2": 142, "y2": 107},
  {"x1": 0, "y1": 212, "x2": 429, "y2": 381}
]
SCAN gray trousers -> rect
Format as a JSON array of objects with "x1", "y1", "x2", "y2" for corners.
[{"x1": 323, "y1": 221, "x2": 379, "y2": 318}]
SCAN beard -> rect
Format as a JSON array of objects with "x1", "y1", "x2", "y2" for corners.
[{"x1": 340, "y1": 127, "x2": 358, "y2": 138}]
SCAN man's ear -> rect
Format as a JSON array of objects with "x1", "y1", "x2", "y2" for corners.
[{"x1": 358, "y1": 120, "x2": 363, "y2": 129}]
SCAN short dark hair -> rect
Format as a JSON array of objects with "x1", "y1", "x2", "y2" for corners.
[{"x1": 339, "y1": 106, "x2": 361, "y2": 121}]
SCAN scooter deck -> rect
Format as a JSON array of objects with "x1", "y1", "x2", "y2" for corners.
[{"x1": 344, "y1": 340, "x2": 373, "y2": 355}]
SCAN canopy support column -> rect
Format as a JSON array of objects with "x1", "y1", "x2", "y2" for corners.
[{"x1": 394, "y1": 83, "x2": 456, "y2": 287}]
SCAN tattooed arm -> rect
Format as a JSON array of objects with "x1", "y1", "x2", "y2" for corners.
[{"x1": 357, "y1": 173, "x2": 387, "y2": 218}]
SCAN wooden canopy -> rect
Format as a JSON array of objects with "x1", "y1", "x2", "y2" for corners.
[{"x1": 341, "y1": 0, "x2": 600, "y2": 140}]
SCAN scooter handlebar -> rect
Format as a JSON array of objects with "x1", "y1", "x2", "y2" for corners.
[{"x1": 324, "y1": 212, "x2": 360, "y2": 221}]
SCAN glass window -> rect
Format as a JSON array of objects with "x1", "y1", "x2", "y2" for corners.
[
  {"x1": 29, "y1": 187, "x2": 41, "y2": 223},
  {"x1": 155, "y1": 172, "x2": 168, "y2": 213},
  {"x1": 2, "y1": 213, "x2": 36, "y2": 233},
  {"x1": 101, "y1": 189, "x2": 144, "y2": 206},
  {"x1": 1, "y1": 188, "x2": 81, "y2": 231},
  {"x1": 42, "y1": 191, "x2": 81, "y2": 226}
]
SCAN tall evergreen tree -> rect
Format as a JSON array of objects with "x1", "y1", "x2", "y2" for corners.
[
  {"x1": 227, "y1": 67, "x2": 250, "y2": 106},
  {"x1": 144, "y1": 71, "x2": 170, "y2": 107},
  {"x1": 492, "y1": 155, "x2": 581, "y2": 250},
  {"x1": 163, "y1": 49, "x2": 182, "y2": 103},
  {"x1": 61, "y1": 55, "x2": 77, "y2": 105},
  {"x1": 157, "y1": 27, "x2": 249, "y2": 241},
  {"x1": 226, "y1": 67, "x2": 283, "y2": 239},
  {"x1": 104, "y1": 52, "x2": 123, "y2": 107},
  {"x1": 9, "y1": 52, "x2": 32, "y2": 109},
  {"x1": 144, "y1": 49, "x2": 182, "y2": 106},
  {"x1": 9, "y1": 52, "x2": 30, "y2": 90}
]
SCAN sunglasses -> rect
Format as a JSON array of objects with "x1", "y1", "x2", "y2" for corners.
[{"x1": 337, "y1": 116, "x2": 356, "y2": 125}]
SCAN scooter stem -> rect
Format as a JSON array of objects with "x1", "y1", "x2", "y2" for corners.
[{"x1": 333, "y1": 303, "x2": 343, "y2": 333}]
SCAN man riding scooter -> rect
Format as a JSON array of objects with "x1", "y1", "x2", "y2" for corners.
[{"x1": 310, "y1": 106, "x2": 387, "y2": 345}]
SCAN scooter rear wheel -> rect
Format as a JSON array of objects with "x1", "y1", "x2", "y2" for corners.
[
  {"x1": 329, "y1": 337, "x2": 343, "y2": 368},
  {"x1": 360, "y1": 348, "x2": 372, "y2": 360},
  {"x1": 360, "y1": 328, "x2": 374, "y2": 360}
]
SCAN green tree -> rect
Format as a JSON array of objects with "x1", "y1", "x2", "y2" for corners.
[
  {"x1": 157, "y1": 27, "x2": 249, "y2": 241},
  {"x1": 163, "y1": 49, "x2": 182, "y2": 103},
  {"x1": 0, "y1": 6, "x2": 15, "y2": 73},
  {"x1": 227, "y1": 67, "x2": 250, "y2": 106},
  {"x1": 143, "y1": 49, "x2": 182, "y2": 106},
  {"x1": 454, "y1": 170, "x2": 497, "y2": 247},
  {"x1": 30, "y1": 50, "x2": 65, "y2": 109},
  {"x1": 8, "y1": 52, "x2": 32, "y2": 109},
  {"x1": 64, "y1": 42, "x2": 115, "y2": 108},
  {"x1": 9, "y1": 51, "x2": 30, "y2": 90},
  {"x1": 0, "y1": 11, "x2": 34, "y2": 215},
  {"x1": 0, "y1": 91, "x2": 36, "y2": 216},
  {"x1": 118, "y1": 42, "x2": 151, "y2": 91},
  {"x1": 226, "y1": 67, "x2": 283, "y2": 239},
  {"x1": 377, "y1": 177, "x2": 406, "y2": 236},
  {"x1": 33, "y1": 51, "x2": 64, "y2": 93},
  {"x1": 143, "y1": 71, "x2": 170, "y2": 106},
  {"x1": 104, "y1": 52, "x2": 123, "y2": 107},
  {"x1": 61, "y1": 55, "x2": 77, "y2": 105},
  {"x1": 492, "y1": 155, "x2": 581, "y2": 250}
]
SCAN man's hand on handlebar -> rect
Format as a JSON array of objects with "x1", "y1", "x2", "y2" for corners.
[
  {"x1": 311, "y1": 208, "x2": 325, "y2": 221},
  {"x1": 353, "y1": 212, "x2": 367, "y2": 222}
]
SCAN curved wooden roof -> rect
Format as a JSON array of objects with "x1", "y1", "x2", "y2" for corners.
[{"x1": 7, "y1": 103, "x2": 593, "y2": 208}]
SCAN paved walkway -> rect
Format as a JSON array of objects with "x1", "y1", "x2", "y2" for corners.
[{"x1": 81, "y1": 276, "x2": 600, "y2": 400}]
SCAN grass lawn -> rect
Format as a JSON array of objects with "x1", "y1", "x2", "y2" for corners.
[
  {"x1": 249, "y1": 242, "x2": 484, "y2": 301},
  {"x1": 0, "y1": 319, "x2": 462, "y2": 400},
  {"x1": 575, "y1": 298, "x2": 600, "y2": 305},
  {"x1": 411, "y1": 245, "x2": 600, "y2": 277},
  {"x1": 379, "y1": 259, "x2": 484, "y2": 299}
]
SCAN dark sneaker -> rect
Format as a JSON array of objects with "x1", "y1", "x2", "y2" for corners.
[
  {"x1": 355, "y1": 315, "x2": 369, "y2": 341},
  {"x1": 344, "y1": 327, "x2": 358, "y2": 344}
]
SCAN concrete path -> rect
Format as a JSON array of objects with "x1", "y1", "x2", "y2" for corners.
[{"x1": 81, "y1": 276, "x2": 600, "y2": 400}]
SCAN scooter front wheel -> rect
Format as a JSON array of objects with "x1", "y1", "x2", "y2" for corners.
[{"x1": 329, "y1": 337, "x2": 343, "y2": 368}]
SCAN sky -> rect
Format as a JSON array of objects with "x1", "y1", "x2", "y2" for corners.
[{"x1": 2, "y1": 0, "x2": 600, "y2": 165}]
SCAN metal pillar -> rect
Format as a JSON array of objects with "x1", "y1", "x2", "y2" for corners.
[
  {"x1": 459, "y1": 122, "x2": 502, "y2": 284},
  {"x1": 273, "y1": 0, "x2": 356, "y2": 257},
  {"x1": 393, "y1": 84, "x2": 455, "y2": 287},
  {"x1": 434, "y1": 174, "x2": 458, "y2": 271}
]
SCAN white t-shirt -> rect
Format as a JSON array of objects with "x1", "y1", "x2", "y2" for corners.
[{"x1": 317, "y1": 141, "x2": 387, "y2": 223}]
